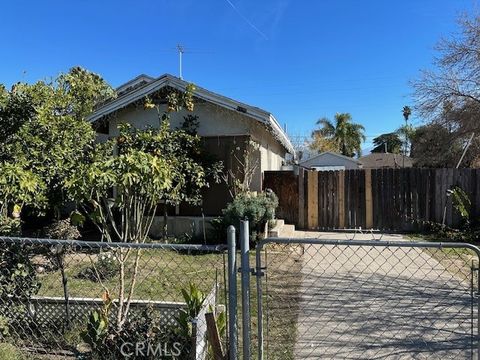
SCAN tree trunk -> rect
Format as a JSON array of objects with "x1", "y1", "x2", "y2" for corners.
[
  {"x1": 163, "y1": 206, "x2": 168, "y2": 240},
  {"x1": 58, "y1": 255, "x2": 71, "y2": 330}
]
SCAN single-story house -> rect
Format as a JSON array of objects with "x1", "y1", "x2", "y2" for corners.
[
  {"x1": 359, "y1": 153, "x2": 413, "y2": 169},
  {"x1": 299, "y1": 152, "x2": 362, "y2": 170},
  {"x1": 88, "y1": 73, "x2": 294, "y2": 237}
]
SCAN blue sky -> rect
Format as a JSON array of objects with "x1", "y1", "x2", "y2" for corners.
[{"x1": 1, "y1": 0, "x2": 476, "y2": 150}]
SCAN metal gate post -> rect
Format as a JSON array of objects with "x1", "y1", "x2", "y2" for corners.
[
  {"x1": 256, "y1": 243, "x2": 265, "y2": 360},
  {"x1": 240, "y1": 220, "x2": 251, "y2": 360},
  {"x1": 477, "y1": 262, "x2": 480, "y2": 360},
  {"x1": 227, "y1": 226, "x2": 238, "y2": 360}
]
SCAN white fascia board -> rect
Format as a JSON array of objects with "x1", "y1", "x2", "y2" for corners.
[
  {"x1": 268, "y1": 114, "x2": 294, "y2": 154},
  {"x1": 88, "y1": 77, "x2": 170, "y2": 122}
]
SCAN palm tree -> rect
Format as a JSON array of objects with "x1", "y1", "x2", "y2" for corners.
[
  {"x1": 372, "y1": 132, "x2": 402, "y2": 153},
  {"x1": 401, "y1": 105, "x2": 413, "y2": 167},
  {"x1": 312, "y1": 113, "x2": 366, "y2": 157},
  {"x1": 402, "y1": 106, "x2": 411, "y2": 122}
]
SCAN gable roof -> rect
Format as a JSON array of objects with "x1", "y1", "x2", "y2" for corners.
[
  {"x1": 116, "y1": 74, "x2": 155, "y2": 95},
  {"x1": 359, "y1": 153, "x2": 414, "y2": 168},
  {"x1": 300, "y1": 151, "x2": 361, "y2": 165},
  {"x1": 88, "y1": 73, "x2": 294, "y2": 153}
]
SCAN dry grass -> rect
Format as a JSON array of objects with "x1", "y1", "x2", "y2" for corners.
[{"x1": 36, "y1": 249, "x2": 225, "y2": 302}]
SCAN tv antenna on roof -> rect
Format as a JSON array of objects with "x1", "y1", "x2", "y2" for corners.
[
  {"x1": 165, "y1": 45, "x2": 212, "y2": 80},
  {"x1": 177, "y1": 44, "x2": 185, "y2": 80}
]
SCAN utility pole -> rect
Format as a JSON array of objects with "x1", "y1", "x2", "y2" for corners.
[
  {"x1": 442, "y1": 132, "x2": 475, "y2": 226},
  {"x1": 177, "y1": 44, "x2": 184, "y2": 80}
]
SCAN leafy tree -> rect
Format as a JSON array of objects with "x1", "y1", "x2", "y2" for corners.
[
  {"x1": 396, "y1": 124, "x2": 416, "y2": 156},
  {"x1": 0, "y1": 67, "x2": 115, "y2": 220},
  {"x1": 0, "y1": 84, "x2": 36, "y2": 145},
  {"x1": 0, "y1": 163, "x2": 46, "y2": 218},
  {"x1": 410, "y1": 123, "x2": 457, "y2": 167},
  {"x1": 311, "y1": 113, "x2": 365, "y2": 157},
  {"x1": 66, "y1": 124, "x2": 174, "y2": 331},
  {"x1": 57, "y1": 66, "x2": 116, "y2": 120},
  {"x1": 67, "y1": 85, "x2": 221, "y2": 331},
  {"x1": 410, "y1": 123, "x2": 479, "y2": 167},
  {"x1": 372, "y1": 133, "x2": 403, "y2": 153},
  {"x1": 0, "y1": 163, "x2": 46, "y2": 236},
  {"x1": 308, "y1": 133, "x2": 339, "y2": 154}
]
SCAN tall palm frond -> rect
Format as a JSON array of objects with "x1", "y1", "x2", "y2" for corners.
[
  {"x1": 313, "y1": 117, "x2": 335, "y2": 137},
  {"x1": 310, "y1": 112, "x2": 365, "y2": 157}
]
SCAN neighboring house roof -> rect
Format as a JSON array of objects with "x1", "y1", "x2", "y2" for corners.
[
  {"x1": 88, "y1": 73, "x2": 294, "y2": 153},
  {"x1": 359, "y1": 153, "x2": 413, "y2": 169},
  {"x1": 300, "y1": 151, "x2": 362, "y2": 166}
]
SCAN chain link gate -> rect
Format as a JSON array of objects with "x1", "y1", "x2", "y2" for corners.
[{"x1": 254, "y1": 238, "x2": 480, "y2": 360}]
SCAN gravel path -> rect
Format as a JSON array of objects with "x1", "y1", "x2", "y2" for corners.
[{"x1": 290, "y1": 232, "x2": 475, "y2": 359}]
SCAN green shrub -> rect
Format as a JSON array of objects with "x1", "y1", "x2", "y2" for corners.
[
  {"x1": 451, "y1": 186, "x2": 472, "y2": 228},
  {"x1": 0, "y1": 216, "x2": 20, "y2": 237},
  {"x1": 0, "y1": 242, "x2": 41, "y2": 341},
  {"x1": 221, "y1": 191, "x2": 278, "y2": 241},
  {"x1": 421, "y1": 186, "x2": 478, "y2": 243},
  {"x1": 82, "y1": 291, "x2": 112, "y2": 357},
  {"x1": 171, "y1": 283, "x2": 207, "y2": 358},
  {"x1": 0, "y1": 243, "x2": 40, "y2": 300}
]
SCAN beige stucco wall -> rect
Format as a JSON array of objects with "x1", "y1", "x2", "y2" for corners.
[{"x1": 103, "y1": 102, "x2": 287, "y2": 191}]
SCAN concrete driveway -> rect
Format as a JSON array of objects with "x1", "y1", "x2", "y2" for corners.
[{"x1": 289, "y1": 231, "x2": 476, "y2": 359}]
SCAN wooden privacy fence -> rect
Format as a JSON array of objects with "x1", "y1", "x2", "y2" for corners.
[{"x1": 264, "y1": 168, "x2": 480, "y2": 231}]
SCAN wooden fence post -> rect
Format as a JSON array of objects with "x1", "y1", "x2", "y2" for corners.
[
  {"x1": 338, "y1": 171, "x2": 345, "y2": 229},
  {"x1": 298, "y1": 168, "x2": 305, "y2": 229},
  {"x1": 205, "y1": 312, "x2": 225, "y2": 360},
  {"x1": 307, "y1": 170, "x2": 319, "y2": 230},
  {"x1": 365, "y1": 169, "x2": 373, "y2": 229}
]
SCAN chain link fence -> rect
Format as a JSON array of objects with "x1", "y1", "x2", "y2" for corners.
[
  {"x1": 0, "y1": 236, "x2": 228, "y2": 359},
  {"x1": 2, "y1": 231, "x2": 479, "y2": 359},
  {"x1": 255, "y1": 238, "x2": 480, "y2": 360}
]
